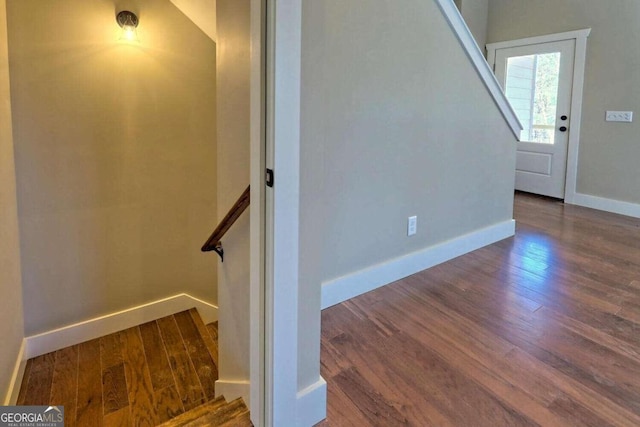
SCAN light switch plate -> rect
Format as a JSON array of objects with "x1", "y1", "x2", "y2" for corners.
[{"x1": 606, "y1": 111, "x2": 633, "y2": 122}]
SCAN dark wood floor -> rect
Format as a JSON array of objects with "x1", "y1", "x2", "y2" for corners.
[
  {"x1": 17, "y1": 308, "x2": 219, "y2": 427},
  {"x1": 320, "y1": 192, "x2": 640, "y2": 426}
]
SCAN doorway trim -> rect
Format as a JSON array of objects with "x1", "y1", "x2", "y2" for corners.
[
  {"x1": 257, "y1": 1, "x2": 328, "y2": 426},
  {"x1": 487, "y1": 28, "x2": 591, "y2": 202},
  {"x1": 262, "y1": 0, "x2": 313, "y2": 426}
]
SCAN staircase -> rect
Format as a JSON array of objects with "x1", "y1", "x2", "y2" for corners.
[
  {"x1": 17, "y1": 308, "x2": 251, "y2": 426},
  {"x1": 157, "y1": 313, "x2": 252, "y2": 427},
  {"x1": 157, "y1": 395, "x2": 251, "y2": 426}
]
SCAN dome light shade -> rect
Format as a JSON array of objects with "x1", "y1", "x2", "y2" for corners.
[{"x1": 116, "y1": 10, "x2": 139, "y2": 42}]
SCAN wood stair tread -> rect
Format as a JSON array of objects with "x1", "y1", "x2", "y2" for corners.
[
  {"x1": 204, "y1": 321, "x2": 219, "y2": 366},
  {"x1": 186, "y1": 397, "x2": 249, "y2": 427},
  {"x1": 155, "y1": 314, "x2": 251, "y2": 426},
  {"x1": 158, "y1": 396, "x2": 250, "y2": 427},
  {"x1": 157, "y1": 395, "x2": 227, "y2": 426},
  {"x1": 217, "y1": 410, "x2": 252, "y2": 427},
  {"x1": 206, "y1": 321, "x2": 219, "y2": 341}
]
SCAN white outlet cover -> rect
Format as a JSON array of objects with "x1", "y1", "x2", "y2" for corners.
[
  {"x1": 606, "y1": 111, "x2": 633, "y2": 122},
  {"x1": 407, "y1": 216, "x2": 417, "y2": 236}
]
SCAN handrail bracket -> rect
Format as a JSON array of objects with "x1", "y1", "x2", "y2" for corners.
[{"x1": 212, "y1": 244, "x2": 224, "y2": 262}]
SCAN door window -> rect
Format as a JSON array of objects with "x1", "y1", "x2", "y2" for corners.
[{"x1": 504, "y1": 52, "x2": 561, "y2": 144}]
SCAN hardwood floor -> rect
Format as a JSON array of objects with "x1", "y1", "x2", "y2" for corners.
[
  {"x1": 17, "y1": 309, "x2": 219, "y2": 426},
  {"x1": 319, "y1": 192, "x2": 640, "y2": 426}
]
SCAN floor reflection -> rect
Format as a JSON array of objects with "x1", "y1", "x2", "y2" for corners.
[{"x1": 509, "y1": 232, "x2": 554, "y2": 290}]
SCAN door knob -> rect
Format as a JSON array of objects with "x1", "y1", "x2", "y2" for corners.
[{"x1": 559, "y1": 126, "x2": 568, "y2": 132}]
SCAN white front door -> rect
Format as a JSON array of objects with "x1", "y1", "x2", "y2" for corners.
[{"x1": 492, "y1": 39, "x2": 575, "y2": 199}]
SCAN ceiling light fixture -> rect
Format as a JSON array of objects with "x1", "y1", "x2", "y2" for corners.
[{"x1": 116, "y1": 10, "x2": 139, "y2": 42}]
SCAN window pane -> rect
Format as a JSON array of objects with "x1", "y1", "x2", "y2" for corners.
[{"x1": 505, "y1": 52, "x2": 560, "y2": 144}]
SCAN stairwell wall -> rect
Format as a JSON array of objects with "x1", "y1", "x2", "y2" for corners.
[
  {"x1": 298, "y1": 0, "x2": 516, "y2": 391},
  {"x1": 0, "y1": 0, "x2": 25, "y2": 402},
  {"x1": 215, "y1": 0, "x2": 251, "y2": 397},
  {"x1": 7, "y1": 0, "x2": 218, "y2": 335}
]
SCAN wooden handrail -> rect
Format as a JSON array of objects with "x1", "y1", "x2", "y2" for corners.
[{"x1": 201, "y1": 185, "x2": 250, "y2": 260}]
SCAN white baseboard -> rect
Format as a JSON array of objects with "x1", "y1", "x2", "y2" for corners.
[
  {"x1": 25, "y1": 293, "x2": 218, "y2": 359},
  {"x1": 3, "y1": 339, "x2": 26, "y2": 405},
  {"x1": 296, "y1": 376, "x2": 327, "y2": 427},
  {"x1": 215, "y1": 379, "x2": 251, "y2": 406},
  {"x1": 321, "y1": 219, "x2": 516, "y2": 309},
  {"x1": 570, "y1": 193, "x2": 640, "y2": 219}
]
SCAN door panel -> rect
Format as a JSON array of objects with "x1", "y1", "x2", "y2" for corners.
[
  {"x1": 516, "y1": 151, "x2": 552, "y2": 175},
  {"x1": 494, "y1": 40, "x2": 575, "y2": 199}
]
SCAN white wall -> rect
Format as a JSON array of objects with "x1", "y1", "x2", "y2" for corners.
[
  {"x1": 487, "y1": 0, "x2": 640, "y2": 206},
  {"x1": 0, "y1": 0, "x2": 25, "y2": 401},
  {"x1": 7, "y1": 0, "x2": 218, "y2": 335},
  {"x1": 215, "y1": 0, "x2": 251, "y2": 398},
  {"x1": 298, "y1": 0, "x2": 516, "y2": 391}
]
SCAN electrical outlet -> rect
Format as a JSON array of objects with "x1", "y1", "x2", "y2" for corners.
[
  {"x1": 606, "y1": 111, "x2": 633, "y2": 122},
  {"x1": 408, "y1": 216, "x2": 417, "y2": 236}
]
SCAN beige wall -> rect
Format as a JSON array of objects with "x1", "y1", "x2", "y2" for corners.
[
  {"x1": 0, "y1": 0, "x2": 25, "y2": 400},
  {"x1": 456, "y1": 0, "x2": 489, "y2": 53},
  {"x1": 487, "y1": 0, "x2": 640, "y2": 204},
  {"x1": 215, "y1": 0, "x2": 251, "y2": 386},
  {"x1": 7, "y1": 0, "x2": 217, "y2": 335},
  {"x1": 299, "y1": 0, "x2": 516, "y2": 389}
]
